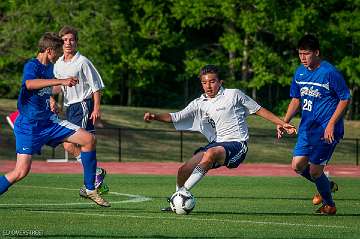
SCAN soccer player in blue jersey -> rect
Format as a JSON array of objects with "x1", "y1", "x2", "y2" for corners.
[
  {"x1": 279, "y1": 34, "x2": 350, "y2": 215},
  {"x1": 144, "y1": 64, "x2": 297, "y2": 212},
  {"x1": 0, "y1": 32, "x2": 110, "y2": 207}
]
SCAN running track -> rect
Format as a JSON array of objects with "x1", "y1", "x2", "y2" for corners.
[{"x1": 0, "y1": 160, "x2": 359, "y2": 177}]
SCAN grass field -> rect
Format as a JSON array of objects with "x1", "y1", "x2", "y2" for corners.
[{"x1": 1, "y1": 174, "x2": 359, "y2": 238}]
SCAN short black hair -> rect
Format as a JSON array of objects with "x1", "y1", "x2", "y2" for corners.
[
  {"x1": 199, "y1": 64, "x2": 219, "y2": 78},
  {"x1": 297, "y1": 34, "x2": 320, "y2": 51}
]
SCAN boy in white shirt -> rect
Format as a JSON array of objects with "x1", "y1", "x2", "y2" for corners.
[
  {"x1": 144, "y1": 64, "x2": 297, "y2": 211},
  {"x1": 53, "y1": 26, "x2": 108, "y2": 196}
]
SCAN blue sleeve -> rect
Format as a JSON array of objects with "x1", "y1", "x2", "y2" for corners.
[
  {"x1": 289, "y1": 74, "x2": 300, "y2": 98},
  {"x1": 328, "y1": 71, "x2": 351, "y2": 100},
  {"x1": 22, "y1": 61, "x2": 38, "y2": 84}
]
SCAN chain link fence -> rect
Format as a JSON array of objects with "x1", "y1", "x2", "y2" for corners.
[{"x1": 0, "y1": 127, "x2": 358, "y2": 165}]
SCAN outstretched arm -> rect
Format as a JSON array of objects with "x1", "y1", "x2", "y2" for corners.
[
  {"x1": 26, "y1": 77, "x2": 78, "y2": 90},
  {"x1": 144, "y1": 112, "x2": 172, "y2": 123},
  {"x1": 283, "y1": 98, "x2": 300, "y2": 123},
  {"x1": 255, "y1": 107, "x2": 297, "y2": 137},
  {"x1": 275, "y1": 98, "x2": 300, "y2": 138},
  {"x1": 256, "y1": 107, "x2": 288, "y2": 126}
]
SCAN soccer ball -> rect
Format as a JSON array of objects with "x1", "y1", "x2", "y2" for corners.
[{"x1": 169, "y1": 189, "x2": 196, "y2": 215}]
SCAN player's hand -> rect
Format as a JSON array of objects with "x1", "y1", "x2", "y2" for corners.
[
  {"x1": 61, "y1": 77, "x2": 78, "y2": 87},
  {"x1": 277, "y1": 123, "x2": 297, "y2": 139},
  {"x1": 323, "y1": 123, "x2": 335, "y2": 144},
  {"x1": 144, "y1": 112, "x2": 155, "y2": 122},
  {"x1": 276, "y1": 125, "x2": 285, "y2": 139},
  {"x1": 90, "y1": 108, "x2": 101, "y2": 125}
]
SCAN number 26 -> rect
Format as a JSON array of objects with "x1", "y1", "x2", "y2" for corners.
[{"x1": 302, "y1": 99, "x2": 312, "y2": 111}]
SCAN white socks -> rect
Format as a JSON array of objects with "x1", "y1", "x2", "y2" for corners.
[{"x1": 183, "y1": 165, "x2": 207, "y2": 191}]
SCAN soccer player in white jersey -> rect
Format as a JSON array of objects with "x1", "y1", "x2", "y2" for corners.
[
  {"x1": 0, "y1": 32, "x2": 110, "y2": 207},
  {"x1": 144, "y1": 64, "x2": 297, "y2": 212},
  {"x1": 278, "y1": 35, "x2": 350, "y2": 215},
  {"x1": 53, "y1": 26, "x2": 108, "y2": 196}
]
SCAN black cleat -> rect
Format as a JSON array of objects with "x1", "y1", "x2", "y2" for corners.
[
  {"x1": 161, "y1": 197, "x2": 172, "y2": 212},
  {"x1": 161, "y1": 206, "x2": 172, "y2": 212},
  {"x1": 330, "y1": 181, "x2": 339, "y2": 193}
]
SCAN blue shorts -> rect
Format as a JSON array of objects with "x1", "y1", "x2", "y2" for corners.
[
  {"x1": 194, "y1": 141, "x2": 248, "y2": 169},
  {"x1": 293, "y1": 138, "x2": 338, "y2": 165},
  {"x1": 66, "y1": 99, "x2": 94, "y2": 133},
  {"x1": 14, "y1": 114, "x2": 80, "y2": 155}
]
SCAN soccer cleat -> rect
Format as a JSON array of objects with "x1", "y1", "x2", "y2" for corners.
[
  {"x1": 95, "y1": 167, "x2": 107, "y2": 189},
  {"x1": 79, "y1": 183, "x2": 109, "y2": 197},
  {"x1": 312, "y1": 181, "x2": 339, "y2": 205},
  {"x1": 161, "y1": 196, "x2": 173, "y2": 212},
  {"x1": 85, "y1": 190, "x2": 111, "y2": 207},
  {"x1": 315, "y1": 204, "x2": 337, "y2": 215},
  {"x1": 312, "y1": 194, "x2": 322, "y2": 205},
  {"x1": 79, "y1": 167, "x2": 109, "y2": 197},
  {"x1": 97, "y1": 183, "x2": 110, "y2": 195},
  {"x1": 79, "y1": 187, "x2": 88, "y2": 198},
  {"x1": 161, "y1": 206, "x2": 172, "y2": 212},
  {"x1": 330, "y1": 181, "x2": 339, "y2": 193},
  {"x1": 6, "y1": 111, "x2": 19, "y2": 129}
]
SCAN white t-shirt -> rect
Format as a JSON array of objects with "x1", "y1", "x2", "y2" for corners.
[
  {"x1": 54, "y1": 52, "x2": 105, "y2": 106},
  {"x1": 170, "y1": 88, "x2": 261, "y2": 142}
]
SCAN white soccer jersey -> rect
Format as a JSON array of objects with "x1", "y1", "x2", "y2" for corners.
[
  {"x1": 170, "y1": 87, "x2": 261, "y2": 142},
  {"x1": 54, "y1": 52, "x2": 105, "y2": 106}
]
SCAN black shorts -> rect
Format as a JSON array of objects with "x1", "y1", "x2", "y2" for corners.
[
  {"x1": 193, "y1": 141, "x2": 248, "y2": 169},
  {"x1": 66, "y1": 98, "x2": 95, "y2": 133}
]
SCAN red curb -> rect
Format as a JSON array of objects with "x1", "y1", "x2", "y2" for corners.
[{"x1": 0, "y1": 160, "x2": 359, "y2": 177}]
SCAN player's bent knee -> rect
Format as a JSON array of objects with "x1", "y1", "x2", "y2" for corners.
[
  {"x1": 178, "y1": 163, "x2": 192, "y2": 174},
  {"x1": 291, "y1": 163, "x2": 299, "y2": 172},
  {"x1": 63, "y1": 142, "x2": 73, "y2": 152},
  {"x1": 89, "y1": 134, "x2": 96, "y2": 146},
  {"x1": 203, "y1": 148, "x2": 222, "y2": 162},
  {"x1": 81, "y1": 134, "x2": 96, "y2": 150},
  {"x1": 200, "y1": 157, "x2": 215, "y2": 167},
  {"x1": 292, "y1": 164, "x2": 305, "y2": 174},
  {"x1": 309, "y1": 170, "x2": 322, "y2": 179},
  {"x1": 291, "y1": 160, "x2": 306, "y2": 174}
]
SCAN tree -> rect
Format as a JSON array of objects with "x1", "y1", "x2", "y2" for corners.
[{"x1": 0, "y1": 0, "x2": 358, "y2": 118}]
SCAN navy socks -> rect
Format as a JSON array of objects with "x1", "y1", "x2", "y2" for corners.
[
  {"x1": 81, "y1": 151, "x2": 97, "y2": 190},
  {"x1": 0, "y1": 175, "x2": 11, "y2": 195},
  {"x1": 315, "y1": 173, "x2": 334, "y2": 206}
]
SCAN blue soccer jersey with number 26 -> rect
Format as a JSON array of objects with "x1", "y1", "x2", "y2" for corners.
[{"x1": 290, "y1": 60, "x2": 350, "y2": 144}]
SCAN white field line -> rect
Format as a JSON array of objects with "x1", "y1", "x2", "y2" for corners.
[
  {"x1": 1, "y1": 185, "x2": 352, "y2": 230},
  {"x1": 0, "y1": 185, "x2": 152, "y2": 206},
  {"x1": 30, "y1": 210, "x2": 351, "y2": 229}
]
